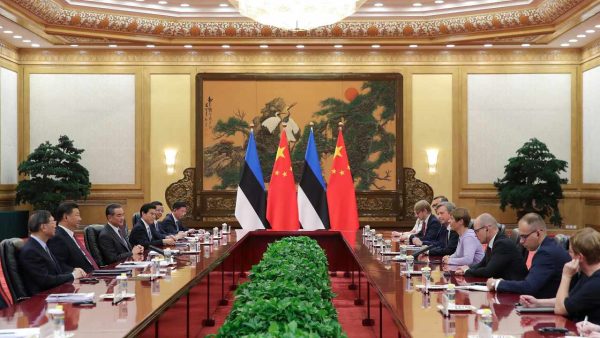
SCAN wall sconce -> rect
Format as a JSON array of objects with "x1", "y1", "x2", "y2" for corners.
[
  {"x1": 426, "y1": 149, "x2": 439, "y2": 174},
  {"x1": 164, "y1": 148, "x2": 177, "y2": 175}
]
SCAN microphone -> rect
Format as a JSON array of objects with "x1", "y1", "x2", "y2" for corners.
[
  {"x1": 412, "y1": 244, "x2": 438, "y2": 259},
  {"x1": 148, "y1": 245, "x2": 164, "y2": 255}
]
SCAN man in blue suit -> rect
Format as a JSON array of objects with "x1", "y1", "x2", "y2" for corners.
[
  {"x1": 409, "y1": 200, "x2": 442, "y2": 246},
  {"x1": 486, "y1": 213, "x2": 571, "y2": 298}
]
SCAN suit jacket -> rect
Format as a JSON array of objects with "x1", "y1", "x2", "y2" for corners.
[
  {"x1": 18, "y1": 238, "x2": 74, "y2": 296},
  {"x1": 129, "y1": 220, "x2": 164, "y2": 249},
  {"x1": 98, "y1": 224, "x2": 132, "y2": 265},
  {"x1": 409, "y1": 214, "x2": 442, "y2": 245},
  {"x1": 429, "y1": 227, "x2": 459, "y2": 256},
  {"x1": 497, "y1": 236, "x2": 571, "y2": 298},
  {"x1": 47, "y1": 226, "x2": 94, "y2": 273},
  {"x1": 159, "y1": 213, "x2": 188, "y2": 235},
  {"x1": 465, "y1": 233, "x2": 528, "y2": 280}
]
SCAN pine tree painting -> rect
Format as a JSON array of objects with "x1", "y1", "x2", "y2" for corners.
[{"x1": 202, "y1": 80, "x2": 397, "y2": 191}]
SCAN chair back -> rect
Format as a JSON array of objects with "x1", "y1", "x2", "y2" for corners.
[
  {"x1": 132, "y1": 213, "x2": 141, "y2": 228},
  {"x1": 511, "y1": 228, "x2": 520, "y2": 245},
  {"x1": 554, "y1": 234, "x2": 570, "y2": 251},
  {"x1": 0, "y1": 238, "x2": 29, "y2": 302},
  {"x1": 498, "y1": 223, "x2": 506, "y2": 236},
  {"x1": 84, "y1": 224, "x2": 106, "y2": 267}
]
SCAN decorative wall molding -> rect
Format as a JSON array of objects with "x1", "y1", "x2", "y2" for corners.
[
  {"x1": 16, "y1": 48, "x2": 582, "y2": 65},
  {"x1": 582, "y1": 37, "x2": 600, "y2": 63},
  {"x1": 0, "y1": 43, "x2": 19, "y2": 64}
]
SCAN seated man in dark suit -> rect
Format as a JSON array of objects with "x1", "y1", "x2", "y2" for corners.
[
  {"x1": 151, "y1": 201, "x2": 186, "y2": 240},
  {"x1": 486, "y1": 213, "x2": 571, "y2": 298},
  {"x1": 455, "y1": 213, "x2": 528, "y2": 280},
  {"x1": 99, "y1": 203, "x2": 144, "y2": 265},
  {"x1": 408, "y1": 200, "x2": 442, "y2": 247},
  {"x1": 129, "y1": 203, "x2": 176, "y2": 249},
  {"x1": 521, "y1": 228, "x2": 600, "y2": 325},
  {"x1": 159, "y1": 201, "x2": 193, "y2": 236},
  {"x1": 48, "y1": 202, "x2": 98, "y2": 273},
  {"x1": 428, "y1": 202, "x2": 459, "y2": 256},
  {"x1": 18, "y1": 210, "x2": 86, "y2": 295}
]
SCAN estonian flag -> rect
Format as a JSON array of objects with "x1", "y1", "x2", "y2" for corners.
[
  {"x1": 235, "y1": 130, "x2": 270, "y2": 230},
  {"x1": 298, "y1": 128, "x2": 330, "y2": 230}
]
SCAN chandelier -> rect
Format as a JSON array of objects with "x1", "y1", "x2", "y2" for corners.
[{"x1": 229, "y1": 0, "x2": 360, "y2": 31}]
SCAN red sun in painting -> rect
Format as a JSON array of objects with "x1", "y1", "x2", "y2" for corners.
[{"x1": 344, "y1": 87, "x2": 358, "y2": 102}]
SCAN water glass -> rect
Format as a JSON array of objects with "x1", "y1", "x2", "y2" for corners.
[{"x1": 405, "y1": 256, "x2": 414, "y2": 272}]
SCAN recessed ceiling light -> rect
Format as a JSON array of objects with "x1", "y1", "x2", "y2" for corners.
[
  {"x1": 434, "y1": 0, "x2": 444, "y2": 3},
  {"x1": 585, "y1": 29, "x2": 596, "y2": 34},
  {"x1": 296, "y1": 44, "x2": 305, "y2": 49},
  {"x1": 259, "y1": 44, "x2": 269, "y2": 48},
  {"x1": 560, "y1": 43, "x2": 570, "y2": 47},
  {"x1": 3, "y1": 30, "x2": 14, "y2": 34},
  {"x1": 484, "y1": 43, "x2": 493, "y2": 47},
  {"x1": 13, "y1": 35, "x2": 22, "y2": 39},
  {"x1": 569, "y1": 39, "x2": 578, "y2": 43},
  {"x1": 596, "y1": 24, "x2": 600, "y2": 28},
  {"x1": 521, "y1": 43, "x2": 530, "y2": 47},
  {"x1": 135, "y1": 0, "x2": 144, "y2": 2},
  {"x1": 374, "y1": 2, "x2": 384, "y2": 7},
  {"x1": 70, "y1": 44, "x2": 78, "y2": 47},
  {"x1": 23, "y1": 39, "x2": 31, "y2": 43},
  {"x1": 577, "y1": 34, "x2": 586, "y2": 38},
  {"x1": 409, "y1": 44, "x2": 418, "y2": 48},
  {"x1": 222, "y1": 44, "x2": 230, "y2": 48},
  {"x1": 147, "y1": 44, "x2": 155, "y2": 48},
  {"x1": 371, "y1": 44, "x2": 381, "y2": 48},
  {"x1": 334, "y1": 44, "x2": 343, "y2": 48},
  {"x1": 184, "y1": 44, "x2": 193, "y2": 48},
  {"x1": 0, "y1": 26, "x2": 3, "y2": 29},
  {"x1": 219, "y1": 3, "x2": 229, "y2": 7},
  {"x1": 413, "y1": 2, "x2": 422, "y2": 6},
  {"x1": 158, "y1": 0, "x2": 167, "y2": 3},
  {"x1": 108, "y1": 44, "x2": 118, "y2": 48},
  {"x1": 180, "y1": 3, "x2": 189, "y2": 7},
  {"x1": 31, "y1": 43, "x2": 40, "y2": 48},
  {"x1": 446, "y1": 44, "x2": 455, "y2": 48}
]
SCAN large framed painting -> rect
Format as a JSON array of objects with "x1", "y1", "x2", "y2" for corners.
[{"x1": 194, "y1": 73, "x2": 406, "y2": 225}]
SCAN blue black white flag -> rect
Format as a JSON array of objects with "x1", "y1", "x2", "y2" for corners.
[
  {"x1": 298, "y1": 128, "x2": 330, "y2": 230},
  {"x1": 235, "y1": 130, "x2": 270, "y2": 230}
]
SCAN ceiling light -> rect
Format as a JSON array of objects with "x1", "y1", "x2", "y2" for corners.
[
  {"x1": 70, "y1": 44, "x2": 78, "y2": 47},
  {"x1": 413, "y1": 2, "x2": 423, "y2": 6},
  {"x1": 0, "y1": 26, "x2": 3, "y2": 29},
  {"x1": 3, "y1": 30, "x2": 14, "y2": 34},
  {"x1": 109, "y1": 44, "x2": 118, "y2": 48},
  {"x1": 409, "y1": 44, "x2": 418, "y2": 48},
  {"x1": 31, "y1": 43, "x2": 40, "y2": 48},
  {"x1": 334, "y1": 44, "x2": 343, "y2": 48},
  {"x1": 219, "y1": 3, "x2": 229, "y2": 7},
  {"x1": 569, "y1": 39, "x2": 577, "y2": 43},
  {"x1": 233, "y1": 0, "x2": 357, "y2": 30},
  {"x1": 585, "y1": 29, "x2": 596, "y2": 34},
  {"x1": 180, "y1": 3, "x2": 189, "y2": 7},
  {"x1": 446, "y1": 44, "x2": 455, "y2": 48},
  {"x1": 23, "y1": 39, "x2": 31, "y2": 43},
  {"x1": 136, "y1": 0, "x2": 144, "y2": 2},
  {"x1": 577, "y1": 34, "x2": 586, "y2": 38},
  {"x1": 296, "y1": 44, "x2": 305, "y2": 49},
  {"x1": 596, "y1": 24, "x2": 600, "y2": 28},
  {"x1": 259, "y1": 44, "x2": 269, "y2": 48},
  {"x1": 374, "y1": 2, "x2": 384, "y2": 7},
  {"x1": 434, "y1": 0, "x2": 444, "y2": 3},
  {"x1": 146, "y1": 44, "x2": 155, "y2": 48},
  {"x1": 184, "y1": 44, "x2": 193, "y2": 48},
  {"x1": 158, "y1": 0, "x2": 167, "y2": 3},
  {"x1": 560, "y1": 43, "x2": 570, "y2": 47},
  {"x1": 484, "y1": 43, "x2": 493, "y2": 47},
  {"x1": 13, "y1": 35, "x2": 22, "y2": 39},
  {"x1": 222, "y1": 44, "x2": 230, "y2": 48},
  {"x1": 371, "y1": 44, "x2": 381, "y2": 48},
  {"x1": 521, "y1": 43, "x2": 530, "y2": 47}
]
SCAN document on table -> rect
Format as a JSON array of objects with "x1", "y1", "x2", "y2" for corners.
[
  {"x1": 0, "y1": 328, "x2": 40, "y2": 337},
  {"x1": 455, "y1": 285, "x2": 490, "y2": 292},
  {"x1": 46, "y1": 292, "x2": 95, "y2": 303},
  {"x1": 116, "y1": 261, "x2": 152, "y2": 269}
]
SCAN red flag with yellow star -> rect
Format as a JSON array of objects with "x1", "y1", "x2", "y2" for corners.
[
  {"x1": 327, "y1": 129, "x2": 359, "y2": 231},
  {"x1": 266, "y1": 130, "x2": 300, "y2": 230}
]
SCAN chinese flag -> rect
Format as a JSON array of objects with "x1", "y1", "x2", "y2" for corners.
[
  {"x1": 327, "y1": 129, "x2": 359, "y2": 231},
  {"x1": 266, "y1": 130, "x2": 300, "y2": 230}
]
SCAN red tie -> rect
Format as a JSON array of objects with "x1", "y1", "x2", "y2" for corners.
[
  {"x1": 421, "y1": 221, "x2": 427, "y2": 236},
  {"x1": 74, "y1": 235, "x2": 100, "y2": 270}
]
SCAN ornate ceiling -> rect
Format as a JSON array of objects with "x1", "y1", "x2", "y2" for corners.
[{"x1": 1, "y1": 0, "x2": 600, "y2": 48}]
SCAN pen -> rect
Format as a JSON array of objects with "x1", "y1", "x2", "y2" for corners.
[
  {"x1": 583, "y1": 315, "x2": 588, "y2": 328},
  {"x1": 113, "y1": 297, "x2": 126, "y2": 305}
]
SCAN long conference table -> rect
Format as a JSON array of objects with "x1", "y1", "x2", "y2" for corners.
[{"x1": 0, "y1": 230, "x2": 577, "y2": 337}]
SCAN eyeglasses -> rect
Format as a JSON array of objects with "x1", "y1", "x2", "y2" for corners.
[
  {"x1": 519, "y1": 230, "x2": 538, "y2": 241},
  {"x1": 473, "y1": 226, "x2": 486, "y2": 233}
]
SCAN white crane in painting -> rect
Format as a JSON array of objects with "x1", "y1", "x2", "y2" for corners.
[{"x1": 261, "y1": 102, "x2": 300, "y2": 142}]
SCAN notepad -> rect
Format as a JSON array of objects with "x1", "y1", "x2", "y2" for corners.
[
  {"x1": 99, "y1": 293, "x2": 135, "y2": 300},
  {"x1": 46, "y1": 292, "x2": 95, "y2": 303},
  {"x1": 116, "y1": 262, "x2": 152, "y2": 269},
  {"x1": 515, "y1": 306, "x2": 554, "y2": 313},
  {"x1": 0, "y1": 328, "x2": 40, "y2": 337},
  {"x1": 455, "y1": 285, "x2": 490, "y2": 292}
]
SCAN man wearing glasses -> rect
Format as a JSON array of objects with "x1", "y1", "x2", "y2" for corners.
[
  {"x1": 486, "y1": 213, "x2": 571, "y2": 297},
  {"x1": 455, "y1": 213, "x2": 527, "y2": 280}
]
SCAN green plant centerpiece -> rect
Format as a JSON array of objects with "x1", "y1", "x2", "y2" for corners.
[
  {"x1": 494, "y1": 138, "x2": 568, "y2": 226},
  {"x1": 16, "y1": 135, "x2": 91, "y2": 212}
]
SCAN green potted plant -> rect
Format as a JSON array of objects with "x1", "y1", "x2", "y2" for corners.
[
  {"x1": 16, "y1": 135, "x2": 91, "y2": 212},
  {"x1": 494, "y1": 138, "x2": 567, "y2": 226}
]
